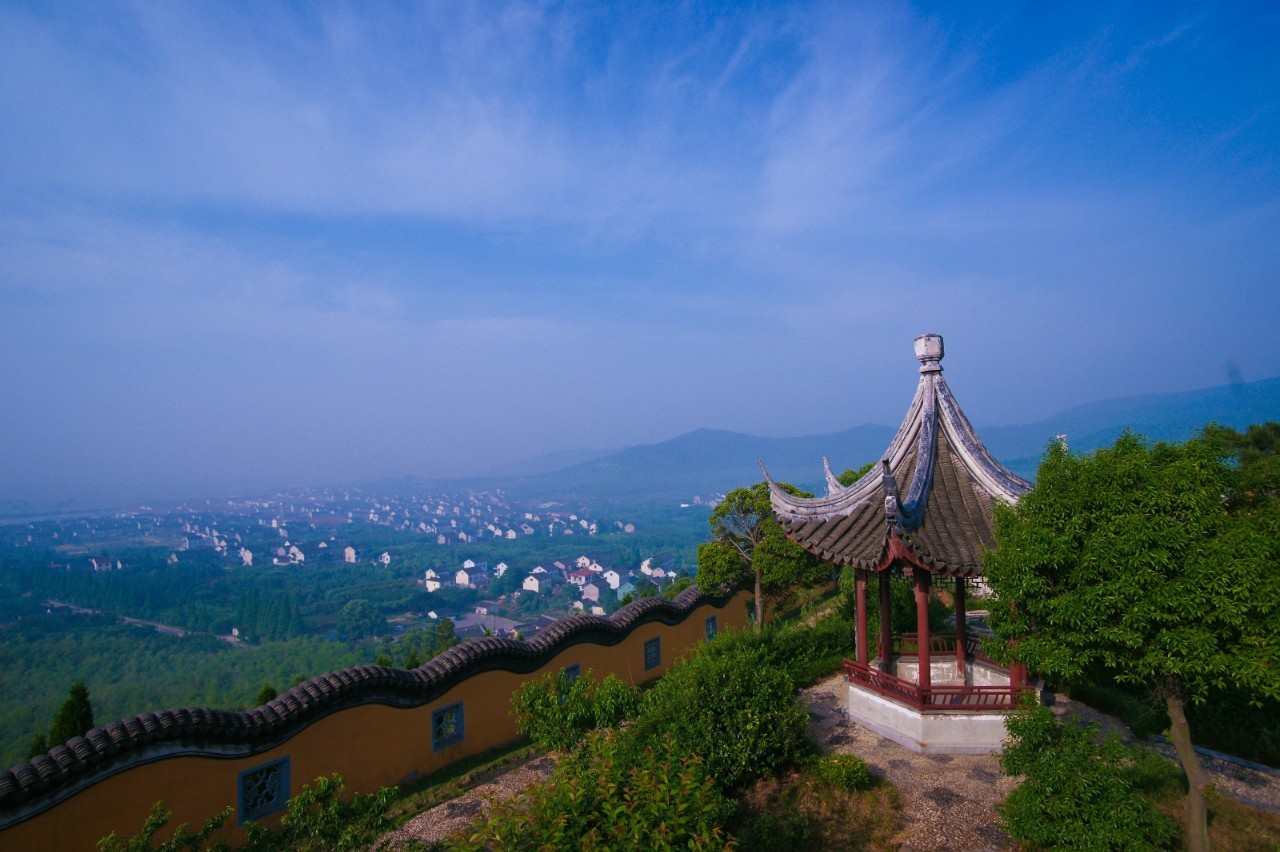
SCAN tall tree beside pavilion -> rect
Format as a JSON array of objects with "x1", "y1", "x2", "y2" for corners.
[
  {"x1": 696, "y1": 482, "x2": 829, "y2": 630},
  {"x1": 984, "y1": 431, "x2": 1280, "y2": 852}
]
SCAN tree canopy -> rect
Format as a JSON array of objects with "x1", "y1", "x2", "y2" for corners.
[
  {"x1": 337, "y1": 599, "x2": 384, "y2": 641},
  {"x1": 836, "y1": 463, "x2": 876, "y2": 487},
  {"x1": 985, "y1": 429, "x2": 1280, "y2": 850},
  {"x1": 695, "y1": 481, "x2": 830, "y2": 629}
]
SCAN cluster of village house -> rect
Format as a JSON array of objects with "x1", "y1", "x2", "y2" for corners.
[
  {"x1": 423, "y1": 555, "x2": 682, "y2": 616},
  {"x1": 10, "y1": 487, "x2": 641, "y2": 575}
]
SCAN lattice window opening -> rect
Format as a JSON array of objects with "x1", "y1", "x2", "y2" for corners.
[
  {"x1": 643, "y1": 637, "x2": 661, "y2": 671},
  {"x1": 237, "y1": 756, "x2": 290, "y2": 826},
  {"x1": 432, "y1": 702, "x2": 465, "y2": 751},
  {"x1": 705, "y1": 616, "x2": 717, "y2": 641}
]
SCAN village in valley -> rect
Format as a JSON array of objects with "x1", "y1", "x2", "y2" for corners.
[{"x1": 0, "y1": 485, "x2": 708, "y2": 647}]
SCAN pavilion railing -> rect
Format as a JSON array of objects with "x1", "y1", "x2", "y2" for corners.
[
  {"x1": 886, "y1": 632, "x2": 993, "y2": 665},
  {"x1": 844, "y1": 658, "x2": 1024, "y2": 713}
]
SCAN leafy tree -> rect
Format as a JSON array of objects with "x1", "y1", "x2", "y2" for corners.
[
  {"x1": 836, "y1": 462, "x2": 876, "y2": 487},
  {"x1": 48, "y1": 680, "x2": 95, "y2": 746},
  {"x1": 696, "y1": 482, "x2": 829, "y2": 630},
  {"x1": 253, "y1": 684, "x2": 278, "y2": 706},
  {"x1": 26, "y1": 732, "x2": 47, "y2": 760},
  {"x1": 432, "y1": 618, "x2": 458, "y2": 656},
  {"x1": 1209, "y1": 421, "x2": 1280, "y2": 469},
  {"x1": 403, "y1": 649, "x2": 421, "y2": 669},
  {"x1": 985, "y1": 431, "x2": 1280, "y2": 851},
  {"x1": 336, "y1": 599, "x2": 382, "y2": 641}
]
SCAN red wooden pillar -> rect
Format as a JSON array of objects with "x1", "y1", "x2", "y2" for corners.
[
  {"x1": 1011, "y1": 660, "x2": 1027, "y2": 692},
  {"x1": 954, "y1": 577, "x2": 967, "y2": 677},
  {"x1": 914, "y1": 567, "x2": 932, "y2": 696},
  {"x1": 878, "y1": 569, "x2": 893, "y2": 673},
  {"x1": 855, "y1": 568, "x2": 869, "y2": 666}
]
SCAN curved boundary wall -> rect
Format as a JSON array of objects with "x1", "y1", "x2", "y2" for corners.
[{"x1": 0, "y1": 585, "x2": 751, "y2": 850}]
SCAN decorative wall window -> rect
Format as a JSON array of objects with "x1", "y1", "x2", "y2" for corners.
[
  {"x1": 562, "y1": 663, "x2": 581, "y2": 683},
  {"x1": 432, "y1": 702, "x2": 465, "y2": 751},
  {"x1": 237, "y1": 756, "x2": 290, "y2": 826},
  {"x1": 643, "y1": 637, "x2": 661, "y2": 671},
  {"x1": 705, "y1": 615, "x2": 718, "y2": 641}
]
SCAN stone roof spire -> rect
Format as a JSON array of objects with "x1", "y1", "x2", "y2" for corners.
[{"x1": 914, "y1": 333, "x2": 943, "y2": 373}]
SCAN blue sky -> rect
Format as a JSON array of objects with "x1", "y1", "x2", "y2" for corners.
[{"x1": 1, "y1": 1, "x2": 1278, "y2": 505}]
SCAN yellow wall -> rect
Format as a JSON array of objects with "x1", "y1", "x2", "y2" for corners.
[{"x1": 0, "y1": 592, "x2": 750, "y2": 850}]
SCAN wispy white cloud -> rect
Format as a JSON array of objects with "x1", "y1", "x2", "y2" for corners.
[{"x1": 1, "y1": 1, "x2": 1278, "y2": 502}]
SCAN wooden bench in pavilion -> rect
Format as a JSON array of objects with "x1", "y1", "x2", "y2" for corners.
[{"x1": 763, "y1": 333, "x2": 1033, "y2": 752}]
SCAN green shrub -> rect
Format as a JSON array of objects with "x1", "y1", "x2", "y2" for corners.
[
  {"x1": 735, "y1": 800, "x2": 822, "y2": 850},
  {"x1": 242, "y1": 774, "x2": 397, "y2": 851},
  {"x1": 99, "y1": 774, "x2": 394, "y2": 852},
  {"x1": 999, "y1": 703, "x2": 1179, "y2": 850},
  {"x1": 445, "y1": 731, "x2": 735, "y2": 851},
  {"x1": 98, "y1": 803, "x2": 232, "y2": 852},
  {"x1": 813, "y1": 754, "x2": 872, "y2": 792},
  {"x1": 633, "y1": 634, "x2": 810, "y2": 790},
  {"x1": 702, "y1": 614, "x2": 853, "y2": 690},
  {"x1": 510, "y1": 669, "x2": 639, "y2": 751}
]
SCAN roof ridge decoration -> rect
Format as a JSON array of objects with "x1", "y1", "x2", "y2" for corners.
[
  {"x1": 761, "y1": 334, "x2": 1031, "y2": 576},
  {"x1": 0, "y1": 583, "x2": 740, "y2": 823}
]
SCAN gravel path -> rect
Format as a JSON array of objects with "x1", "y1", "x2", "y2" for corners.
[
  {"x1": 802, "y1": 675, "x2": 1280, "y2": 850},
  {"x1": 380, "y1": 675, "x2": 1278, "y2": 850},
  {"x1": 802, "y1": 676, "x2": 1018, "y2": 850},
  {"x1": 377, "y1": 755, "x2": 556, "y2": 850}
]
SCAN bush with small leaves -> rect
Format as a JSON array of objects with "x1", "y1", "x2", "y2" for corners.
[
  {"x1": 510, "y1": 668, "x2": 639, "y2": 751},
  {"x1": 814, "y1": 754, "x2": 872, "y2": 792},
  {"x1": 241, "y1": 774, "x2": 397, "y2": 852},
  {"x1": 632, "y1": 634, "x2": 809, "y2": 790},
  {"x1": 99, "y1": 775, "x2": 395, "y2": 852},
  {"x1": 999, "y1": 703, "x2": 1179, "y2": 850},
  {"x1": 97, "y1": 802, "x2": 232, "y2": 852},
  {"x1": 445, "y1": 731, "x2": 735, "y2": 851}
]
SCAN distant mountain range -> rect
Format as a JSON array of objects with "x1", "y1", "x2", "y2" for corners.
[{"x1": 491, "y1": 375, "x2": 1280, "y2": 502}]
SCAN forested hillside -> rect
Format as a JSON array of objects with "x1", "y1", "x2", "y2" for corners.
[{"x1": 0, "y1": 496, "x2": 709, "y2": 767}]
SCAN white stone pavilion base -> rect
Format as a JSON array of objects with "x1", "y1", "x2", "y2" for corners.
[{"x1": 845, "y1": 659, "x2": 1014, "y2": 754}]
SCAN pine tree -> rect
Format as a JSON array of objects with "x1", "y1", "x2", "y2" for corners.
[
  {"x1": 26, "y1": 732, "x2": 47, "y2": 759},
  {"x1": 47, "y1": 680, "x2": 94, "y2": 746}
]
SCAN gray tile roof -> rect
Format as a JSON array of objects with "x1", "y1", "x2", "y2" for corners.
[{"x1": 765, "y1": 334, "x2": 1030, "y2": 576}]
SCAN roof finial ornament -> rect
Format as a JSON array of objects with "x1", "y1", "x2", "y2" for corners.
[{"x1": 914, "y1": 333, "x2": 944, "y2": 373}]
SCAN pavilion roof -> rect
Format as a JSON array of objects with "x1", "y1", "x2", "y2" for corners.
[{"x1": 763, "y1": 334, "x2": 1031, "y2": 577}]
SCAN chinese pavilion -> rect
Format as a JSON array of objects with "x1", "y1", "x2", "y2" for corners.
[{"x1": 763, "y1": 334, "x2": 1032, "y2": 751}]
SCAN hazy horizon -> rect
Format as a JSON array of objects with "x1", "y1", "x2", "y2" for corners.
[{"x1": 3, "y1": 2, "x2": 1278, "y2": 506}]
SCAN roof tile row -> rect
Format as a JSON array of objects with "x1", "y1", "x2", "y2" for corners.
[{"x1": 0, "y1": 583, "x2": 733, "y2": 813}]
